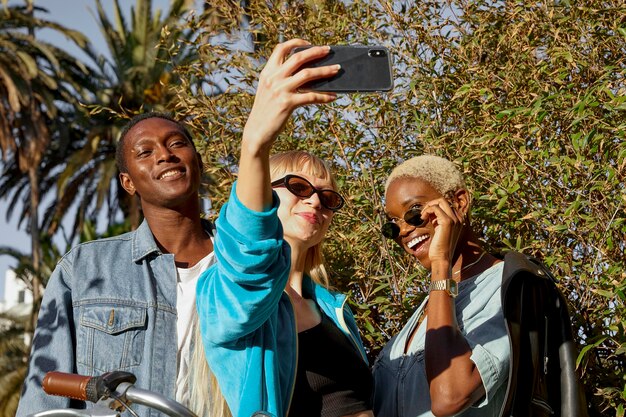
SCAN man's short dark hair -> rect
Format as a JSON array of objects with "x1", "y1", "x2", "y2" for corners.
[{"x1": 116, "y1": 112, "x2": 196, "y2": 173}]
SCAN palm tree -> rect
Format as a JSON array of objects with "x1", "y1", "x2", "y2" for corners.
[
  {"x1": 44, "y1": 0, "x2": 200, "y2": 240},
  {"x1": 0, "y1": 111, "x2": 92, "y2": 241},
  {"x1": 0, "y1": 1, "x2": 93, "y2": 335}
]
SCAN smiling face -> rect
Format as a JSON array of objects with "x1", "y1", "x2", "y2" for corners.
[
  {"x1": 118, "y1": 117, "x2": 202, "y2": 211},
  {"x1": 273, "y1": 170, "x2": 336, "y2": 253},
  {"x1": 385, "y1": 176, "x2": 444, "y2": 269}
]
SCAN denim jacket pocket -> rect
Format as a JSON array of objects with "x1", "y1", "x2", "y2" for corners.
[{"x1": 77, "y1": 304, "x2": 147, "y2": 373}]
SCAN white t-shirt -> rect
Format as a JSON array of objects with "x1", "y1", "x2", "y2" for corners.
[{"x1": 175, "y1": 251, "x2": 216, "y2": 405}]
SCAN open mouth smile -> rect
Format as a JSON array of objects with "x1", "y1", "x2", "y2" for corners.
[
  {"x1": 157, "y1": 168, "x2": 185, "y2": 180},
  {"x1": 407, "y1": 234, "x2": 429, "y2": 250}
]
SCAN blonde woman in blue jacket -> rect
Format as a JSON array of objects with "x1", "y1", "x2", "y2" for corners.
[{"x1": 196, "y1": 40, "x2": 374, "y2": 417}]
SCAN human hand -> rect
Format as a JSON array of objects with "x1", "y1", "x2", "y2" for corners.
[
  {"x1": 421, "y1": 198, "x2": 464, "y2": 268},
  {"x1": 241, "y1": 39, "x2": 339, "y2": 152}
]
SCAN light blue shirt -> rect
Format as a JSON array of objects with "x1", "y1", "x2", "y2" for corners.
[{"x1": 373, "y1": 262, "x2": 509, "y2": 417}]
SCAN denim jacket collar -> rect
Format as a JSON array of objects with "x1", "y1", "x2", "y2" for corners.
[
  {"x1": 131, "y1": 218, "x2": 216, "y2": 263},
  {"x1": 132, "y1": 220, "x2": 161, "y2": 262}
]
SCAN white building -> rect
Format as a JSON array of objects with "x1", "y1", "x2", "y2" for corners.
[{"x1": 1, "y1": 269, "x2": 32, "y2": 319}]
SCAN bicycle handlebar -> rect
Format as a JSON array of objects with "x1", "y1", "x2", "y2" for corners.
[
  {"x1": 122, "y1": 384, "x2": 197, "y2": 417},
  {"x1": 43, "y1": 372, "x2": 95, "y2": 402},
  {"x1": 34, "y1": 371, "x2": 197, "y2": 417},
  {"x1": 43, "y1": 371, "x2": 137, "y2": 404},
  {"x1": 36, "y1": 371, "x2": 271, "y2": 417}
]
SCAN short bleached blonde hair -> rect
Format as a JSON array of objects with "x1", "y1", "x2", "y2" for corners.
[{"x1": 385, "y1": 155, "x2": 466, "y2": 195}]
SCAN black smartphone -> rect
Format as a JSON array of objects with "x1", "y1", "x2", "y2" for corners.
[{"x1": 293, "y1": 45, "x2": 394, "y2": 93}]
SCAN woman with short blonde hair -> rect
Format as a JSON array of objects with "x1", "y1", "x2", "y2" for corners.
[{"x1": 374, "y1": 154, "x2": 509, "y2": 417}]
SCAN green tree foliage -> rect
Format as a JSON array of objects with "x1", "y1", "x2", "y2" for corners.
[
  {"x1": 2, "y1": 0, "x2": 624, "y2": 414},
  {"x1": 0, "y1": 0, "x2": 197, "y2": 409},
  {"x1": 45, "y1": 0, "x2": 200, "y2": 240},
  {"x1": 171, "y1": 1, "x2": 625, "y2": 415},
  {"x1": 0, "y1": 0, "x2": 93, "y2": 359}
]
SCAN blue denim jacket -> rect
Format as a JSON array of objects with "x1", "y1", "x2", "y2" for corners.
[
  {"x1": 197, "y1": 184, "x2": 368, "y2": 417},
  {"x1": 16, "y1": 219, "x2": 214, "y2": 417}
]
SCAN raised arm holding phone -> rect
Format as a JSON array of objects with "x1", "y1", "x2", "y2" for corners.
[{"x1": 196, "y1": 40, "x2": 374, "y2": 417}]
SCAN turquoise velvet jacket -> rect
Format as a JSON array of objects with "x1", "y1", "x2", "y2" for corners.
[{"x1": 196, "y1": 183, "x2": 368, "y2": 417}]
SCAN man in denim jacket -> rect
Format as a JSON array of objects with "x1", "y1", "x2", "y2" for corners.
[{"x1": 16, "y1": 113, "x2": 215, "y2": 417}]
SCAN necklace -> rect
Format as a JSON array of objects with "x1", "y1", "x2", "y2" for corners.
[{"x1": 453, "y1": 251, "x2": 487, "y2": 275}]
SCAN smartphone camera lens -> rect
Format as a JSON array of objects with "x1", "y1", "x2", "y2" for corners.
[{"x1": 369, "y1": 49, "x2": 387, "y2": 58}]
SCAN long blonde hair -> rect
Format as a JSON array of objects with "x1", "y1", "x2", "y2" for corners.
[
  {"x1": 269, "y1": 150, "x2": 339, "y2": 288},
  {"x1": 187, "y1": 316, "x2": 231, "y2": 417}
]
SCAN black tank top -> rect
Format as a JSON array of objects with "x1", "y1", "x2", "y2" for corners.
[{"x1": 288, "y1": 311, "x2": 373, "y2": 417}]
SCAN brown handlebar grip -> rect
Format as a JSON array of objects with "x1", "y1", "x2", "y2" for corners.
[{"x1": 42, "y1": 372, "x2": 92, "y2": 401}]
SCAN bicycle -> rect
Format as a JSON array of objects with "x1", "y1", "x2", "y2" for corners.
[
  {"x1": 27, "y1": 370, "x2": 197, "y2": 417},
  {"x1": 27, "y1": 371, "x2": 275, "y2": 417}
]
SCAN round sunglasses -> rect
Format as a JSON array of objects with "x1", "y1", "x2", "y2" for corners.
[
  {"x1": 381, "y1": 206, "x2": 428, "y2": 239},
  {"x1": 271, "y1": 174, "x2": 345, "y2": 211}
]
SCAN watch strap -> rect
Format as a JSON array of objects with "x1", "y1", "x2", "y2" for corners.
[{"x1": 429, "y1": 279, "x2": 458, "y2": 297}]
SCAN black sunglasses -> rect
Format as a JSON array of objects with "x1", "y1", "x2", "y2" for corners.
[
  {"x1": 271, "y1": 174, "x2": 344, "y2": 211},
  {"x1": 381, "y1": 206, "x2": 428, "y2": 239}
]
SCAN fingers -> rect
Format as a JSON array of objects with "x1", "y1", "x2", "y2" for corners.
[
  {"x1": 286, "y1": 46, "x2": 340, "y2": 95},
  {"x1": 266, "y1": 38, "x2": 310, "y2": 69},
  {"x1": 283, "y1": 44, "x2": 333, "y2": 76},
  {"x1": 242, "y1": 39, "x2": 338, "y2": 153},
  {"x1": 287, "y1": 90, "x2": 338, "y2": 108},
  {"x1": 422, "y1": 198, "x2": 462, "y2": 226},
  {"x1": 264, "y1": 41, "x2": 340, "y2": 98},
  {"x1": 425, "y1": 199, "x2": 463, "y2": 264}
]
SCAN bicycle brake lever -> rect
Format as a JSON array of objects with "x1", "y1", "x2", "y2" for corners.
[{"x1": 88, "y1": 371, "x2": 137, "y2": 402}]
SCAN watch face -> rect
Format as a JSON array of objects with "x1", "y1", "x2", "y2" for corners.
[{"x1": 449, "y1": 280, "x2": 459, "y2": 297}]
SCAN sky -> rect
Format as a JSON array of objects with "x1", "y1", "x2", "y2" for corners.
[{"x1": 0, "y1": 0, "x2": 178, "y2": 300}]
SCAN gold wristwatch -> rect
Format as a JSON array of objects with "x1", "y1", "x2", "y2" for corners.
[{"x1": 429, "y1": 279, "x2": 458, "y2": 298}]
